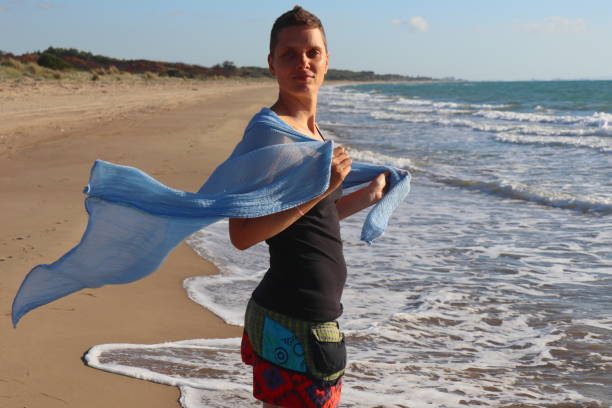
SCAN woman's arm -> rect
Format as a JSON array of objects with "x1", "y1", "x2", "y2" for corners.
[
  {"x1": 229, "y1": 146, "x2": 352, "y2": 250},
  {"x1": 335, "y1": 172, "x2": 388, "y2": 220},
  {"x1": 229, "y1": 195, "x2": 320, "y2": 250}
]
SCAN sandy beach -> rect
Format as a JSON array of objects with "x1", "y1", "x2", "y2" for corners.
[{"x1": 0, "y1": 78, "x2": 278, "y2": 407}]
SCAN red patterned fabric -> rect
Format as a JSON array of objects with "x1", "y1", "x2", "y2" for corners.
[{"x1": 241, "y1": 332, "x2": 342, "y2": 408}]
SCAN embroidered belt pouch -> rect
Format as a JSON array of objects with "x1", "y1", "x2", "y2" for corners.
[{"x1": 244, "y1": 298, "x2": 346, "y2": 384}]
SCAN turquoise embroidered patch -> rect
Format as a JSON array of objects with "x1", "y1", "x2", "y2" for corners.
[{"x1": 261, "y1": 316, "x2": 306, "y2": 373}]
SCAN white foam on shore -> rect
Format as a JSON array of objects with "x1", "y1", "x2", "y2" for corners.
[
  {"x1": 183, "y1": 224, "x2": 268, "y2": 326},
  {"x1": 574, "y1": 319, "x2": 612, "y2": 332},
  {"x1": 85, "y1": 338, "x2": 255, "y2": 406},
  {"x1": 85, "y1": 338, "x2": 249, "y2": 389}
]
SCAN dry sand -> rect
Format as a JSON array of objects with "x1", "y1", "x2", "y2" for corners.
[{"x1": 0, "y1": 78, "x2": 278, "y2": 407}]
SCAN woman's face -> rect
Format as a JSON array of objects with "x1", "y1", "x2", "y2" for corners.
[{"x1": 268, "y1": 26, "x2": 329, "y2": 97}]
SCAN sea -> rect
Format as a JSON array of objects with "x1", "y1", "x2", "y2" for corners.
[{"x1": 86, "y1": 81, "x2": 612, "y2": 407}]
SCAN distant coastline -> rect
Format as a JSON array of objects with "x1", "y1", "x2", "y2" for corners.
[{"x1": 0, "y1": 47, "x2": 440, "y2": 83}]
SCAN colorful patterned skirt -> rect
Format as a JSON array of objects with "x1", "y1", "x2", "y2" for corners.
[
  {"x1": 241, "y1": 299, "x2": 345, "y2": 408},
  {"x1": 241, "y1": 332, "x2": 343, "y2": 407}
]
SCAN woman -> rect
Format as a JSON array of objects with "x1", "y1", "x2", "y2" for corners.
[{"x1": 230, "y1": 6, "x2": 388, "y2": 408}]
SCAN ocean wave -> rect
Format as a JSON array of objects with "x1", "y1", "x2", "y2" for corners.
[
  {"x1": 346, "y1": 146, "x2": 612, "y2": 214},
  {"x1": 436, "y1": 176, "x2": 612, "y2": 214},
  {"x1": 474, "y1": 110, "x2": 612, "y2": 128},
  {"x1": 387, "y1": 104, "x2": 472, "y2": 115},
  {"x1": 493, "y1": 134, "x2": 612, "y2": 154},
  {"x1": 318, "y1": 121, "x2": 387, "y2": 129},
  {"x1": 322, "y1": 87, "x2": 511, "y2": 117},
  {"x1": 326, "y1": 99, "x2": 360, "y2": 107},
  {"x1": 345, "y1": 147, "x2": 419, "y2": 171},
  {"x1": 321, "y1": 87, "x2": 389, "y2": 104},
  {"x1": 369, "y1": 111, "x2": 612, "y2": 137},
  {"x1": 340, "y1": 147, "x2": 612, "y2": 214},
  {"x1": 325, "y1": 93, "x2": 392, "y2": 107},
  {"x1": 327, "y1": 106, "x2": 371, "y2": 114},
  {"x1": 396, "y1": 95, "x2": 511, "y2": 110}
]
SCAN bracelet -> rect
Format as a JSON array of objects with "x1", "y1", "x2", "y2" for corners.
[{"x1": 296, "y1": 206, "x2": 305, "y2": 217}]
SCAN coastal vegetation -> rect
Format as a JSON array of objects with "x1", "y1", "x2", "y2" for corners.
[{"x1": 0, "y1": 47, "x2": 433, "y2": 82}]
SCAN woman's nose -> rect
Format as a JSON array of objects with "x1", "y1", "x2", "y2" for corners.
[{"x1": 297, "y1": 53, "x2": 309, "y2": 69}]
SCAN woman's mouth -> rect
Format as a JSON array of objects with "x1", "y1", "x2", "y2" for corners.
[{"x1": 293, "y1": 74, "x2": 314, "y2": 81}]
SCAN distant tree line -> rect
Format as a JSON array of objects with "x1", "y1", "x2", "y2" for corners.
[{"x1": 1, "y1": 47, "x2": 433, "y2": 82}]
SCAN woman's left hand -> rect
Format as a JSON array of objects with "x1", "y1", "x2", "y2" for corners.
[
  {"x1": 335, "y1": 171, "x2": 390, "y2": 220},
  {"x1": 367, "y1": 171, "x2": 390, "y2": 204}
]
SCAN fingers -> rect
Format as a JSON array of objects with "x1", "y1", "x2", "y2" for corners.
[
  {"x1": 370, "y1": 172, "x2": 390, "y2": 194},
  {"x1": 333, "y1": 146, "x2": 352, "y2": 175},
  {"x1": 333, "y1": 146, "x2": 351, "y2": 164},
  {"x1": 333, "y1": 145, "x2": 348, "y2": 158},
  {"x1": 371, "y1": 173, "x2": 386, "y2": 189},
  {"x1": 365, "y1": 172, "x2": 390, "y2": 203},
  {"x1": 328, "y1": 146, "x2": 352, "y2": 191}
]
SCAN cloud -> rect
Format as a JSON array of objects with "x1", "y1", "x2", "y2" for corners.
[
  {"x1": 514, "y1": 16, "x2": 587, "y2": 34},
  {"x1": 36, "y1": 1, "x2": 53, "y2": 9},
  {"x1": 408, "y1": 16, "x2": 429, "y2": 33},
  {"x1": 392, "y1": 16, "x2": 429, "y2": 33}
]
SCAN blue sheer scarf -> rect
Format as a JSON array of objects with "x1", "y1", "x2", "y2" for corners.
[{"x1": 12, "y1": 108, "x2": 411, "y2": 327}]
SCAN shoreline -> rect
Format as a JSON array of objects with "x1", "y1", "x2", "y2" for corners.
[{"x1": 0, "y1": 79, "x2": 277, "y2": 407}]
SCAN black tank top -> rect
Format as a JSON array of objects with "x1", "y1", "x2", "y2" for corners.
[{"x1": 252, "y1": 187, "x2": 347, "y2": 321}]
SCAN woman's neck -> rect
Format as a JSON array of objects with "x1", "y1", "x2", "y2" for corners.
[{"x1": 271, "y1": 92, "x2": 319, "y2": 138}]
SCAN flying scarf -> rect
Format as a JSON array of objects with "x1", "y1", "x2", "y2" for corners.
[{"x1": 12, "y1": 108, "x2": 411, "y2": 327}]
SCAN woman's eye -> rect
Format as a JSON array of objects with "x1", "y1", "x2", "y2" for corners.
[{"x1": 307, "y1": 49, "x2": 321, "y2": 58}]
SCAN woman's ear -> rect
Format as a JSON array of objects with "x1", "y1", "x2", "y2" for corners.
[{"x1": 268, "y1": 54, "x2": 276, "y2": 77}]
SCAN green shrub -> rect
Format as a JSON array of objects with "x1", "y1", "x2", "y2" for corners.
[
  {"x1": 43, "y1": 47, "x2": 116, "y2": 66},
  {"x1": 37, "y1": 53, "x2": 73, "y2": 71},
  {"x1": 1, "y1": 57, "x2": 25, "y2": 71},
  {"x1": 160, "y1": 68, "x2": 192, "y2": 78},
  {"x1": 0, "y1": 65, "x2": 22, "y2": 78},
  {"x1": 143, "y1": 71, "x2": 156, "y2": 81},
  {"x1": 25, "y1": 62, "x2": 45, "y2": 76}
]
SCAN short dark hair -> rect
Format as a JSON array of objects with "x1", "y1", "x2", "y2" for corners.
[{"x1": 269, "y1": 5, "x2": 327, "y2": 55}]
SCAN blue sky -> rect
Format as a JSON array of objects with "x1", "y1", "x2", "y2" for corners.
[{"x1": 1, "y1": 0, "x2": 610, "y2": 81}]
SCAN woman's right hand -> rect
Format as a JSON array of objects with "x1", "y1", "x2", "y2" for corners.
[{"x1": 328, "y1": 146, "x2": 352, "y2": 192}]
